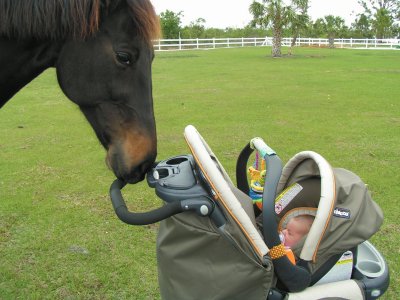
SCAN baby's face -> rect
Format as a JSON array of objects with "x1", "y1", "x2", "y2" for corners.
[{"x1": 282, "y1": 218, "x2": 309, "y2": 248}]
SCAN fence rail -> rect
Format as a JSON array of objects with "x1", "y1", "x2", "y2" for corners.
[{"x1": 154, "y1": 37, "x2": 400, "y2": 51}]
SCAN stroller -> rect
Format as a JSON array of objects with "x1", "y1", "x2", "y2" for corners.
[{"x1": 110, "y1": 125, "x2": 389, "y2": 300}]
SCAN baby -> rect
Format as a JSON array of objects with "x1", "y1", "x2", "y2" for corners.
[{"x1": 281, "y1": 214, "x2": 315, "y2": 248}]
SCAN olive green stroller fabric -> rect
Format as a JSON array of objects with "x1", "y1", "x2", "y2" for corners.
[
  {"x1": 157, "y1": 186, "x2": 275, "y2": 300},
  {"x1": 276, "y1": 158, "x2": 384, "y2": 273},
  {"x1": 157, "y1": 139, "x2": 384, "y2": 299}
]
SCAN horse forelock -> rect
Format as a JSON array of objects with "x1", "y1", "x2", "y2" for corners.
[
  {"x1": 126, "y1": 0, "x2": 161, "y2": 45},
  {"x1": 0, "y1": 0, "x2": 160, "y2": 43}
]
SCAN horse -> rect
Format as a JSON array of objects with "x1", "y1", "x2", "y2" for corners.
[{"x1": 0, "y1": 0, "x2": 160, "y2": 184}]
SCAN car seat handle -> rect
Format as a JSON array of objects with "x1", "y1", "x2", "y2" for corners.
[
  {"x1": 110, "y1": 179, "x2": 188, "y2": 225},
  {"x1": 246, "y1": 138, "x2": 312, "y2": 292}
]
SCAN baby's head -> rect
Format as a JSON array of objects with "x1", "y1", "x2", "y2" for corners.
[{"x1": 281, "y1": 214, "x2": 315, "y2": 248}]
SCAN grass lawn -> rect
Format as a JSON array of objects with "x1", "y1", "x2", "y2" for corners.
[{"x1": 0, "y1": 46, "x2": 399, "y2": 299}]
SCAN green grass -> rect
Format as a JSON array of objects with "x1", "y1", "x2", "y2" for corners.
[{"x1": 1, "y1": 47, "x2": 399, "y2": 299}]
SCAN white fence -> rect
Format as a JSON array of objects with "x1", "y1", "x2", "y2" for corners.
[{"x1": 154, "y1": 37, "x2": 400, "y2": 51}]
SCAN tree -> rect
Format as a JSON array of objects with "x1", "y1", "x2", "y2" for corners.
[
  {"x1": 359, "y1": 0, "x2": 399, "y2": 19},
  {"x1": 182, "y1": 18, "x2": 206, "y2": 38},
  {"x1": 392, "y1": 23, "x2": 400, "y2": 38},
  {"x1": 287, "y1": 7, "x2": 309, "y2": 54},
  {"x1": 372, "y1": 8, "x2": 393, "y2": 38},
  {"x1": 352, "y1": 14, "x2": 373, "y2": 38},
  {"x1": 160, "y1": 10, "x2": 183, "y2": 39},
  {"x1": 323, "y1": 15, "x2": 346, "y2": 48},
  {"x1": 311, "y1": 18, "x2": 326, "y2": 37},
  {"x1": 249, "y1": 0, "x2": 309, "y2": 57},
  {"x1": 358, "y1": 0, "x2": 399, "y2": 38}
]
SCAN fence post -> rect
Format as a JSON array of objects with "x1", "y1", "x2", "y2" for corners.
[
  {"x1": 254, "y1": 37, "x2": 257, "y2": 46},
  {"x1": 374, "y1": 38, "x2": 377, "y2": 48},
  {"x1": 196, "y1": 38, "x2": 199, "y2": 49},
  {"x1": 242, "y1": 37, "x2": 244, "y2": 47},
  {"x1": 213, "y1": 38, "x2": 216, "y2": 49},
  {"x1": 179, "y1": 37, "x2": 182, "y2": 50},
  {"x1": 350, "y1": 38, "x2": 353, "y2": 48},
  {"x1": 227, "y1": 38, "x2": 230, "y2": 48},
  {"x1": 158, "y1": 39, "x2": 161, "y2": 51}
]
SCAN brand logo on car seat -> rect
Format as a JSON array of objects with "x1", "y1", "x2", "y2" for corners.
[{"x1": 333, "y1": 207, "x2": 351, "y2": 219}]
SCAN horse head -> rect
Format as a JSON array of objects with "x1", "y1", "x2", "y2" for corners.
[
  {"x1": 55, "y1": 0, "x2": 160, "y2": 183},
  {"x1": 0, "y1": 0, "x2": 159, "y2": 183}
]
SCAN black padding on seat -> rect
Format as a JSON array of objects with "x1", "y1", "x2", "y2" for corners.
[
  {"x1": 236, "y1": 143, "x2": 263, "y2": 216},
  {"x1": 236, "y1": 143, "x2": 253, "y2": 195},
  {"x1": 273, "y1": 256, "x2": 311, "y2": 292}
]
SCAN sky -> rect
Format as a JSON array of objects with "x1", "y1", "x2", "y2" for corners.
[{"x1": 151, "y1": 0, "x2": 365, "y2": 29}]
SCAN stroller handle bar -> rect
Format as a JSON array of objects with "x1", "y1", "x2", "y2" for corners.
[
  {"x1": 110, "y1": 179, "x2": 215, "y2": 225},
  {"x1": 110, "y1": 179, "x2": 183, "y2": 225}
]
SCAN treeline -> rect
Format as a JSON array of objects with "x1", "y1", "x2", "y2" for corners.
[
  {"x1": 159, "y1": 11, "x2": 269, "y2": 39},
  {"x1": 175, "y1": 22, "x2": 398, "y2": 40},
  {"x1": 159, "y1": 10, "x2": 400, "y2": 40}
]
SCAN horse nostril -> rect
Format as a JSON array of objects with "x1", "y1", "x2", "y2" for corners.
[
  {"x1": 106, "y1": 137, "x2": 156, "y2": 184},
  {"x1": 139, "y1": 159, "x2": 153, "y2": 174},
  {"x1": 122, "y1": 158, "x2": 155, "y2": 184}
]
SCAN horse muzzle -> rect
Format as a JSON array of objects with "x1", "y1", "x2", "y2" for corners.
[{"x1": 106, "y1": 133, "x2": 157, "y2": 184}]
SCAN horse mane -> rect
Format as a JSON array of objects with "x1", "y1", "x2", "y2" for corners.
[{"x1": 0, "y1": 0, "x2": 160, "y2": 43}]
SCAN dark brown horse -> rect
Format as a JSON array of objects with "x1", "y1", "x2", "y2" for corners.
[{"x1": 0, "y1": 0, "x2": 160, "y2": 183}]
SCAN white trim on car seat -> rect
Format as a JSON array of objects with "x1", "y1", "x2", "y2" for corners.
[
  {"x1": 279, "y1": 151, "x2": 336, "y2": 262},
  {"x1": 184, "y1": 125, "x2": 269, "y2": 259}
]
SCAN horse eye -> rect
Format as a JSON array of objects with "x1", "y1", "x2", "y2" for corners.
[{"x1": 116, "y1": 51, "x2": 132, "y2": 65}]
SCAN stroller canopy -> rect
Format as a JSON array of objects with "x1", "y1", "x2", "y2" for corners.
[{"x1": 275, "y1": 151, "x2": 384, "y2": 268}]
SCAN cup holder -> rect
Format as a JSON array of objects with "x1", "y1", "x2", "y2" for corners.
[
  {"x1": 166, "y1": 157, "x2": 188, "y2": 165},
  {"x1": 356, "y1": 241, "x2": 386, "y2": 278},
  {"x1": 357, "y1": 260, "x2": 383, "y2": 278},
  {"x1": 152, "y1": 156, "x2": 191, "y2": 180},
  {"x1": 155, "y1": 168, "x2": 170, "y2": 179}
]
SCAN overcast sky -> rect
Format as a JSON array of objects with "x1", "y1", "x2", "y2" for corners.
[{"x1": 151, "y1": 0, "x2": 364, "y2": 28}]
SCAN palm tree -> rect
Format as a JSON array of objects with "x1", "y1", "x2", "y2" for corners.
[
  {"x1": 287, "y1": 8, "x2": 309, "y2": 55},
  {"x1": 249, "y1": 0, "x2": 309, "y2": 57}
]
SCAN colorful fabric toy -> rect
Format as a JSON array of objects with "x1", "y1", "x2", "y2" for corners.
[{"x1": 248, "y1": 152, "x2": 266, "y2": 210}]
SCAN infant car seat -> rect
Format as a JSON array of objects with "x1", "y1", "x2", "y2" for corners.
[
  {"x1": 109, "y1": 125, "x2": 389, "y2": 300},
  {"x1": 237, "y1": 148, "x2": 384, "y2": 286}
]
